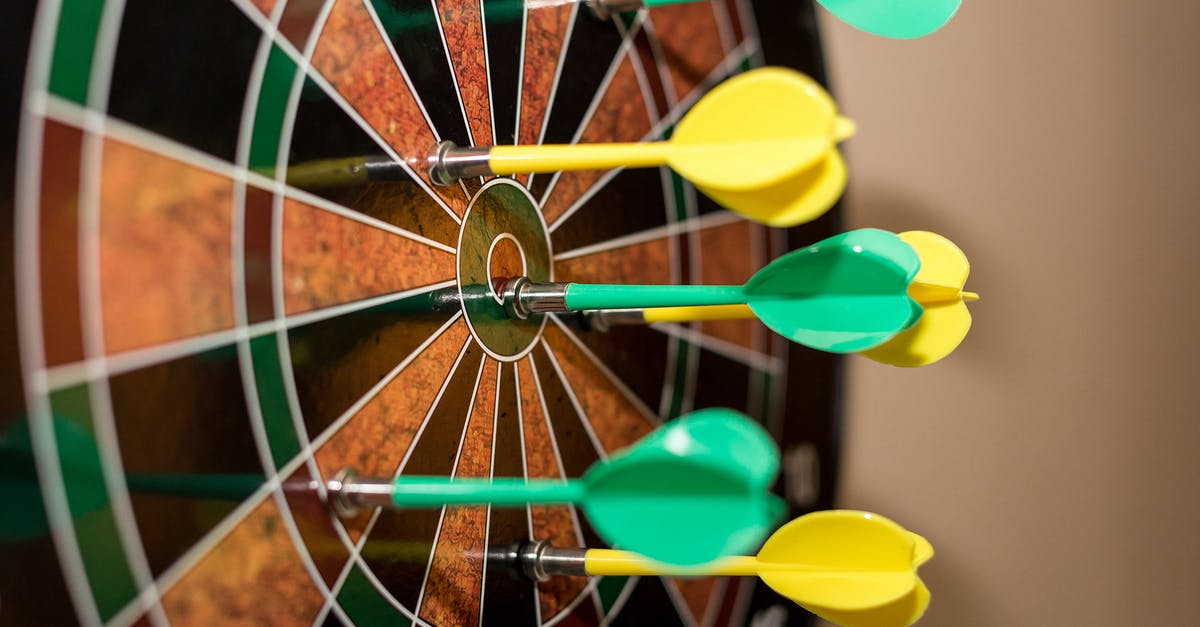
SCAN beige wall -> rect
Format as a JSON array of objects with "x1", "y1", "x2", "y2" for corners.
[{"x1": 818, "y1": 1, "x2": 1200, "y2": 625}]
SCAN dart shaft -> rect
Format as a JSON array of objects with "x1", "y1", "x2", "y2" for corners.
[
  {"x1": 585, "y1": 549, "x2": 761, "y2": 576},
  {"x1": 566, "y1": 283, "x2": 745, "y2": 310},
  {"x1": 502, "y1": 278, "x2": 748, "y2": 319},
  {"x1": 488, "y1": 142, "x2": 672, "y2": 175},
  {"x1": 335, "y1": 475, "x2": 586, "y2": 509},
  {"x1": 431, "y1": 141, "x2": 674, "y2": 183},
  {"x1": 641, "y1": 304, "x2": 754, "y2": 323}
]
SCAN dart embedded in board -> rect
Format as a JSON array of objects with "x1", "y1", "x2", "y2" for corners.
[
  {"x1": 574, "y1": 231, "x2": 979, "y2": 366},
  {"x1": 429, "y1": 67, "x2": 855, "y2": 228},
  {"x1": 493, "y1": 510, "x2": 933, "y2": 627},
  {"x1": 329, "y1": 408, "x2": 783, "y2": 566},
  {"x1": 500, "y1": 228, "x2": 979, "y2": 359}
]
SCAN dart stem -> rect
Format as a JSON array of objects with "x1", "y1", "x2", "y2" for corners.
[
  {"x1": 487, "y1": 142, "x2": 673, "y2": 175},
  {"x1": 565, "y1": 284, "x2": 746, "y2": 310},
  {"x1": 641, "y1": 304, "x2": 754, "y2": 323},
  {"x1": 585, "y1": 549, "x2": 761, "y2": 576},
  {"x1": 388, "y1": 477, "x2": 585, "y2": 507}
]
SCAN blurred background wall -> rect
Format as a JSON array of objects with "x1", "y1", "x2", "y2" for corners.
[{"x1": 818, "y1": 1, "x2": 1200, "y2": 624}]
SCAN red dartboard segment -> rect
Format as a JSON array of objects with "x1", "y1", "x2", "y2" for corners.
[
  {"x1": 278, "y1": 1, "x2": 330, "y2": 49},
  {"x1": 315, "y1": 320, "x2": 472, "y2": 539},
  {"x1": 541, "y1": 323, "x2": 657, "y2": 456},
  {"x1": 555, "y1": 237, "x2": 674, "y2": 285},
  {"x1": 516, "y1": 356, "x2": 591, "y2": 620},
  {"x1": 434, "y1": 0, "x2": 492, "y2": 145},
  {"x1": 721, "y1": 0, "x2": 747, "y2": 43},
  {"x1": 632, "y1": 25, "x2": 672, "y2": 117},
  {"x1": 282, "y1": 464, "x2": 355, "y2": 585},
  {"x1": 38, "y1": 120, "x2": 86, "y2": 367},
  {"x1": 694, "y1": 220, "x2": 770, "y2": 350},
  {"x1": 671, "y1": 576, "x2": 722, "y2": 625},
  {"x1": 541, "y1": 50, "x2": 656, "y2": 226},
  {"x1": 418, "y1": 358, "x2": 499, "y2": 626},
  {"x1": 311, "y1": 0, "x2": 469, "y2": 215},
  {"x1": 517, "y1": 4, "x2": 575, "y2": 149},
  {"x1": 247, "y1": 0, "x2": 280, "y2": 16},
  {"x1": 647, "y1": 1, "x2": 730, "y2": 104}
]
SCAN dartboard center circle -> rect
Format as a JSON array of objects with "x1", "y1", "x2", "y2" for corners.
[
  {"x1": 456, "y1": 178, "x2": 552, "y2": 361},
  {"x1": 486, "y1": 233, "x2": 527, "y2": 304}
]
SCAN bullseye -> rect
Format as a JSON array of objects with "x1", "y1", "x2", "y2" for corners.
[
  {"x1": 456, "y1": 179, "x2": 552, "y2": 361},
  {"x1": 486, "y1": 233, "x2": 527, "y2": 304}
]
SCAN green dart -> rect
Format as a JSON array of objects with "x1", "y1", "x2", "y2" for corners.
[
  {"x1": 330, "y1": 408, "x2": 784, "y2": 566},
  {"x1": 502, "y1": 228, "x2": 923, "y2": 354}
]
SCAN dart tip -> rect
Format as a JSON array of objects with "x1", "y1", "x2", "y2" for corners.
[
  {"x1": 834, "y1": 116, "x2": 857, "y2": 142},
  {"x1": 962, "y1": 291, "x2": 980, "y2": 303}
]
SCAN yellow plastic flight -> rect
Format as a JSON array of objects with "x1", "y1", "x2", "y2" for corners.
[
  {"x1": 581, "y1": 510, "x2": 931, "y2": 627},
  {"x1": 487, "y1": 68, "x2": 854, "y2": 227},
  {"x1": 862, "y1": 230, "x2": 977, "y2": 367}
]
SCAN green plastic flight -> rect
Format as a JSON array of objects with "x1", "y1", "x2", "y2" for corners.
[
  {"x1": 388, "y1": 408, "x2": 784, "y2": 566},
  {"x1": 816, "y1": 0, "x2": 961, "y2": 39},
  {"x1": 746, "y1": 228, "x2": 922, "y2": 353},
  {"x1": 562, "y1": 229, "x2": 923, "y2": 353},
  {"x1": 639, "y1": 0, "x2": 958, "y2": 40}
]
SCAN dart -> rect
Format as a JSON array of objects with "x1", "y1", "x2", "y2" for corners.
[
  {"x1": 580, "y1": 230, "x2": 978, "y2": 366},
  {"x1": 503, "y1": 228, "x2": 922, "y2": 353},
  {"x1": 430, "y1": 67, "x2": 854, "y2": 227},
  {"x1": 504, "y1": 510, "x2": 932, "y2": 627},
  {"x1": 329, "y1": 408, "x2": 784, "y2": 566}
]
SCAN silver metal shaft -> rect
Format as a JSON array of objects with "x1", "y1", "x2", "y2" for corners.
[
  {"x1": 327, "y1": 469, "x2": 395, "y2": 517},
  {"x1": 583, "y1": 309, "x2": 649, "y2": 332},
  {"x1": 519, "y1": 539, "x2": 589, "y2": 580},
  {"x1": 428, "y1": 140, "x2": 493, "y2": 185},
  {"x1": 501, "y1": 277, "x2": 570, "y2": 320}
]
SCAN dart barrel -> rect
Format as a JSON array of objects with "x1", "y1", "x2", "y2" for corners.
[{"x1": 325, "y1": 469, "x2": 397, "y2": 517}]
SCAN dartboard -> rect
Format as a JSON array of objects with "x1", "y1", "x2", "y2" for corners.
[{"x1": 1, "y1": 0, "x2": 841, "y2": 625}]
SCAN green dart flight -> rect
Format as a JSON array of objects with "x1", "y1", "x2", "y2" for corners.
[{"x1": 331, "y1": 408, "x2": 784, "y2": 566}]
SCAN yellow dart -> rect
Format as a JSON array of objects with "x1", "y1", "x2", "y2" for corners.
[
  {"x1": 862, "y1": 231, "x2": 977, "y2": 367},
  {"x1": 429, "y1": 67, "x2": 855, "y2": 227},
  {"x1": 511, "y1": 510, "x2": 931, "y2": 627},
  {"x1": 581, "y1": 230, "x2": 976, "y2": 366}
]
